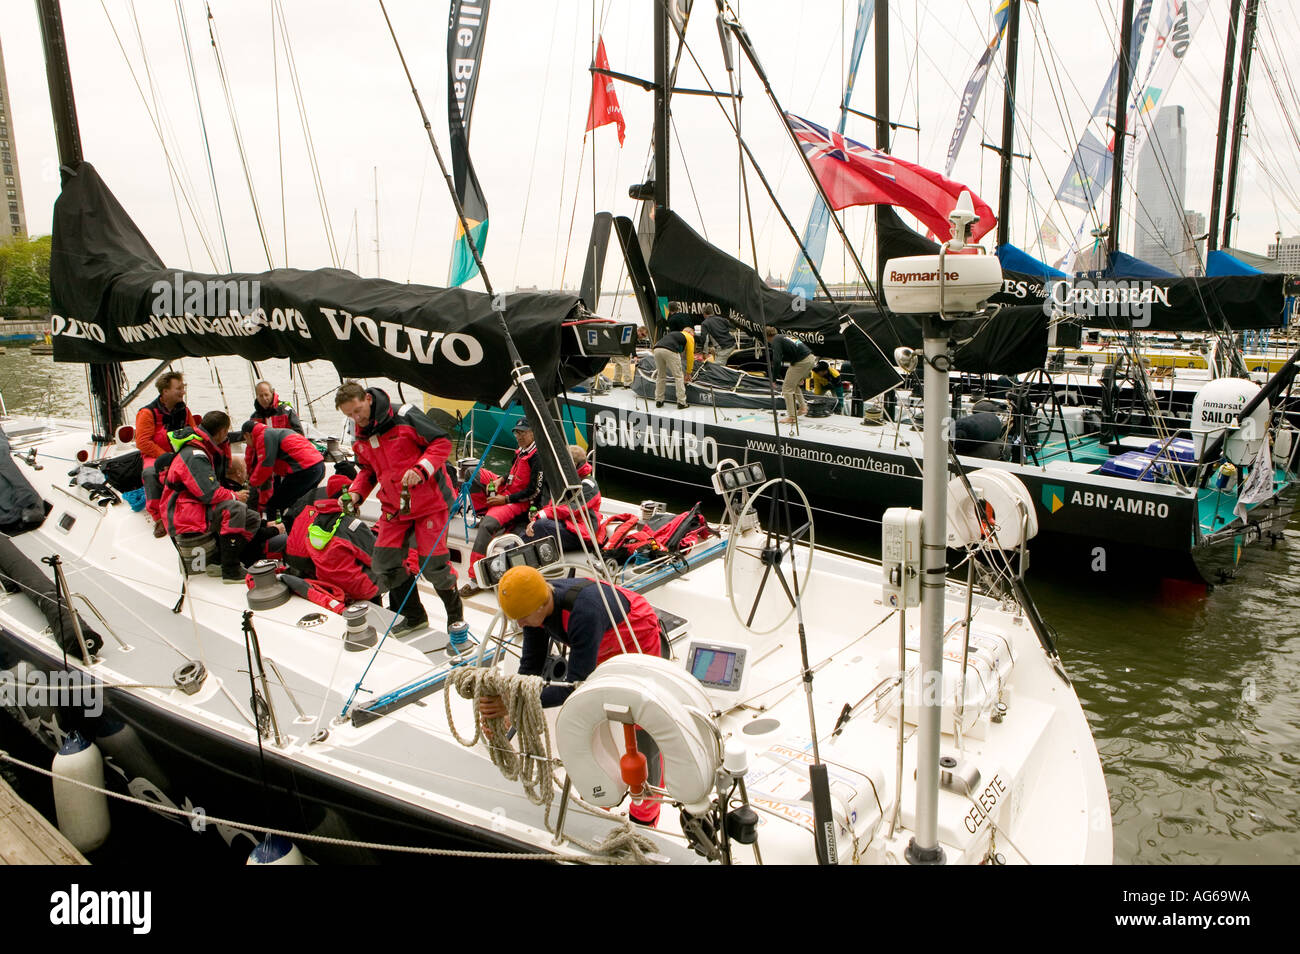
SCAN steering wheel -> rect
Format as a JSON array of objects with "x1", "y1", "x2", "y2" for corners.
[{"x1": 723, "y1": 478, "x2": 817, "y2": 634}]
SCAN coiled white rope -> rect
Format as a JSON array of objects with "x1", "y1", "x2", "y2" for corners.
[
  {"x1": 444, "y1": 667, "x2": 553, "y2": 809},
  {"x1": 444, "y1": 667, "x2": 661, "y2": 865}
]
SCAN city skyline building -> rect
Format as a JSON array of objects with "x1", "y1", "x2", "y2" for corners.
[
  {"x1": 1134, "y1": 106, "x2": 1193, "y2": 275},
  {"x1": 0, "y1": 37, "x2": 29, "y2": 240},
  {"x1": 1267, "y1": 234, "x2": 1300, "y2": 270}
]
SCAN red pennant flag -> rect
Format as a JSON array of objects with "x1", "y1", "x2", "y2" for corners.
[
  {"x1": 786, "y1": 112, "x2": 995, "y2": 242},
  {"x1": 586, "y1": 36, "x2": 626, "y2": 146}
]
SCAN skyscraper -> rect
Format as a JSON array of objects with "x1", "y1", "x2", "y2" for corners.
[
  {"x1": 1134, "y1": 106, "x2": 1188, "y2": 275},
  {"x1": 1267, "y1": 235, "x2": 1300, "y2": 270},
  {"x1": 0, "y1": 37, "x2": 29, "y2": 240}
]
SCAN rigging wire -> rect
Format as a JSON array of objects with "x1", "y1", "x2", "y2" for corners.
[
  {"x1": 272, "y1": 0, "x2": 342, "y2": 267},
  {"x1": 515, "y1": 5, "x2": 563, "y2": 292},
  {"x1": 550, "y1": 0, "x2": 583, "y2": 289},
  {"x1": 127, "y1": 0, "x2": 195, "y2": 271},
  {"x1": 97, "y1": 0, "x2": 220, "y2": 271},
  {"x1": 206, "y1": 2, "x2": 276, "y2": 268},
  {"x1": 272, "y1": 3, "x2": 287, "y2": 267},
  {"x1": 172, "y1": 0, "x2": 232, "y2": 271}
]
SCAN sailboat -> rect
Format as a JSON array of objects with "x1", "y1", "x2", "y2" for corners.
[
  {"x1": 0, "y1": 0, "x2": 1110, "y2": 865},
  {"x1": 556, "y1": 2, "x2": 1296, "y2": 586}
]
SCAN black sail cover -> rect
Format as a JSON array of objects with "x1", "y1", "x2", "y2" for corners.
[
  {"x1": 650, "y1": 210, "x2": 1050, "y2": 392},
  {"x1": 649, "y1": 210, "x2": 901, "y2": 397},
  {"x1": 878, "y1": 206, "x2": 1284, "y2": 333},
  {"x1": 50, "y1": 163, "x2": 603, "y2": 402}
]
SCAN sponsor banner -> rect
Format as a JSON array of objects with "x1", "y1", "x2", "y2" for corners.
[
  {"x1": 944, "y1": 0, "x2": 1011, "y2": 177},
  {"x1": 448, "y1": 0, "x2": 491, "y2": 286},
  {"x1": 1124, "y1": 0, "x2": 1208, "y2": 177},
  {"x1": 1053, "y1": 0, "x2": 1154, "y2": 212},
  {"x1": 592, "y1": 409, "x2": 720, "y2": 470},
  {"x1": 50, "y1": 164, "x2": 598, "y2": 403}
]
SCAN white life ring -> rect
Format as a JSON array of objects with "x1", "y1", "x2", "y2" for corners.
[
  {"x1": 556, "y1": 654, "x2": 720, "y2": 814},
  {"x1": 946, "y1": 468, "x2": 1038, "y2": 550}
]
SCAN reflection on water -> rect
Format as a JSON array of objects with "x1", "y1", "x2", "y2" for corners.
[
  {"x1": 1, "y1": 350, "x2": 1298, "y2": 864},
  {"x1": 1050, "y1": 529, "x2": 1300, "y2": 865}
]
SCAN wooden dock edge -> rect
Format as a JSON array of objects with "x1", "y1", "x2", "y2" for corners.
[{"x1": 0, "y1": 776, "x2": 89, "y2": 865}]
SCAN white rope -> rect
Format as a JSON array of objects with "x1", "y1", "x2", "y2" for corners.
[
  {"x1": 444, "y1": 667, "x2": 553, "y2": 807},
  {"x1": 0, "y1": 749, "x2": 557, "y2": 861}
]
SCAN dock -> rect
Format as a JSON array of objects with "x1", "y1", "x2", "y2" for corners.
[
  {"x1": 0, "y1": 319, "x2": 48, "y2": 344},
  {"x1": 0, "y1": 776, "x2": 88, "y2": 865}
]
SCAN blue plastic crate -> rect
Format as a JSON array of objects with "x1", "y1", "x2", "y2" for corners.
[
  {"x1": 1145, "y1": 437, "x2": 1195, "y2": 463},
  {"x1": 1099, "y1": 451, "x2": 1167, "y2": 482}
]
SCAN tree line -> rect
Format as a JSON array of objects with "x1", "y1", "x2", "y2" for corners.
[{"x1": 0, "y1": 234, "x2": 51, "y2": 312}]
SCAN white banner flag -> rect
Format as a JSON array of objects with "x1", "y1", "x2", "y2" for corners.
[{"x1": 1234, "y1": 435, "x2": 1275, "y2": 522}]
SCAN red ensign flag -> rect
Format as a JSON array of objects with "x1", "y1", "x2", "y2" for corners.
[
  {"x1": 787, "y1": 113, "x2": 995, "y2": 242},
  {"x1": 586, "y1": 36, "x2": 625, "y2": 145}
]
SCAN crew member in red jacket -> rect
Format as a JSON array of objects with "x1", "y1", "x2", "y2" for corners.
[
  {"x1": 251, "y1": 380, "x2": 304, "y2": 434},
  {"x1": 136, "y1": 371, "x2": 195, "y2": 537},
  {"x1": 464, "y1": 420, "x2": 544, "y2": 589},
  {"x1": 524, "y1": 445, "x2": 601, "y2": 554},
  {"x1": 267, "y1": 474, "x2": 350, "y2": 578},
  {"x1": 334, "y1": 382, "x2": 462, "y2": 631},
  {"x1": 160, "y1": 410, "x2": 261, "y2": 582},
  {"x1": 301, "y1": 497, "x2": 381, "y2": 604},
  {"x1": 239, "y1": 420, "x2": 325, "y2": 528}
]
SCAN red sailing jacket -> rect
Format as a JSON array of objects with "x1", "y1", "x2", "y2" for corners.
[
  {"x1": 499, "y1": 444, "x2": 542, "y2": 503},
  {"x1": 349, "y1": 388, "x2": 454, "y2": 519},
  {"x1": 534, "y1": 463, "x2": 602, "y2": 541},
  {"x1": 245, "y1": 422, "x2": 324, "y2": 508},
  {"x1": 282, "y1": 477, "x2": 353, "y2": 576},
  {"x1": 285, "y1": 496, "x2": 327, "y2": 577},
  {"x1": 250, "y1": 391, "x2": 303, "y2": 433},
  {"x1": 304, "y1": 500, "x2": 379, "y2": 602},
  {"x1": 134, "y1": 397, "x2": 194, "y2": 464},
  {"x1": 159, "y1": 426, "x2": 240, "y2": 537}
]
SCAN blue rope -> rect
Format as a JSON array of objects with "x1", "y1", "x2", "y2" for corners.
[{"x1": 339, "y1": 406, "x2": 515, "y2": 720}]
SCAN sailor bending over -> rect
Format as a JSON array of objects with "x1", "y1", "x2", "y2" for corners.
[{"x1": 481, "y1": 566, "x2": 665, "y2": 825}]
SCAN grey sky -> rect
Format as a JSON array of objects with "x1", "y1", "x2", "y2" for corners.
[{"x1": 4, "y1": 0, "x2": 1295, "y2": 299}]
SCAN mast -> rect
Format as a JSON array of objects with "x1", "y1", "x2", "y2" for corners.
[
  {"x1": 995, "y1": 0, "x2": 1021, "y2": 248},
  {"x1": 873, "y1": 0, "x2": 888, "y2": 150},
  {"x1": 1207, "y1": 0, "x2": 1243, "y2": 253},
  {"x1": 36, "y1": 0, "x2": 124, "y2": 444},
  {"x1": 1222, "y1": 0, "x2": 1259, "y2": 250},
  {"x1": 653, "y1": 0, "x2": 670, "y2": 221},
  {"x1": 870, "y1": 0, "x2": 889, "y2": 293},
  {"x1": 1106, "y1": 0, "x2": 1135, "y2": 258}
]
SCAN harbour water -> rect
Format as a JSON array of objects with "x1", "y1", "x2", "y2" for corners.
[{"x1": 1, "y1": 349, "x2": 1296, "y2": 864}]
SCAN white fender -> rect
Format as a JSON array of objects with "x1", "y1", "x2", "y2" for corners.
[
  {"x1": 556, "y1": 654, "x2": 720, "y2": 814},
  {"x1": 246, "y1": 834, "x2": 305, "y2": 865},
  {"x1": 946, "y1": 469, "x2": 1038, "y2": 549},
  {"x1": 53, "y1": 731, "x2": 111, "y2": 853}
]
